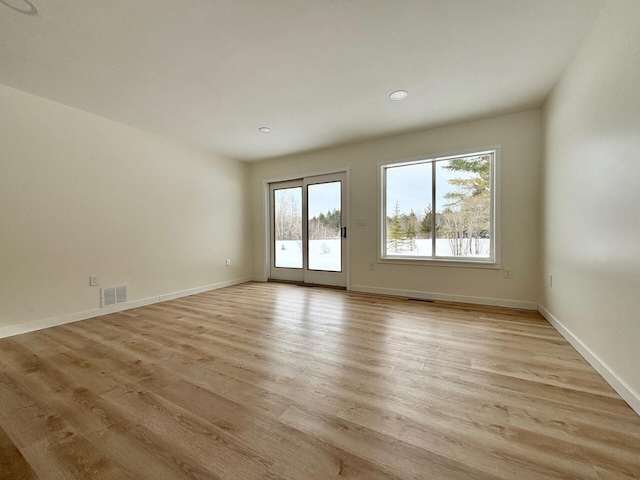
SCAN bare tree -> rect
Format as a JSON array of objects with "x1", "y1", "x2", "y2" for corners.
[{"x1": 274, "y1": 191, "x2": 301, "y2": 243}]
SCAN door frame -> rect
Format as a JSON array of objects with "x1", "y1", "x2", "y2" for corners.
[{"x1": 262, "y1": 168, "x2": 350, "y2": 288}]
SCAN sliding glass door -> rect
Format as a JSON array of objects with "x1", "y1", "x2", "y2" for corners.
[{"x1": 269, "y1": 172, "x2": 347, "y2": 287}]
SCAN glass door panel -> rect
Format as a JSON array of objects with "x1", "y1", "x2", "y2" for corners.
[
  {"x1": 273, "y1": 186, "x2": 303, "y2": 268},
  {"x1": 307, "y1": 181, "x2": 341, "y2": 272}
]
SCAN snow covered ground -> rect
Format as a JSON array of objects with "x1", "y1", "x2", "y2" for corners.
[
  {"x1": 386, "y1": 238, "x2": 490, "y2": 258},
  {"x1": 275, "y1": 239, "x2": 341, "y2": 271},
  {"x1": 275, "y1": 238, "x2": 489, "y2": 271}
]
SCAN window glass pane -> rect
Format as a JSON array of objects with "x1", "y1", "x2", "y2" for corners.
[
  {"x1": 435, "y1": 155, "x2": 491, "y2": 258},
  {"x1": 308, "y1": 181, "x2": 341, "y2": 272},
  {"x1": 385, "y1": 163, "x2": 432, "y2": 257},
  {"x1": 274, "y1": 187, "x2": 302, "y2": 268}
]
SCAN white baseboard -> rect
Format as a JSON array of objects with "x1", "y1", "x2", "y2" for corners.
[
  {"x1": 349, "y1": 284, "x2": 538, "y2": 310},
  {"x1": 0, "y1": 277, "x2": 251, "y2": 340},
  {"x1": 538, "y1": 304, "x2": 640, "y2": 417},
  {"x1": 157, "y1": 277, "x2": 252, "y2": 302}
]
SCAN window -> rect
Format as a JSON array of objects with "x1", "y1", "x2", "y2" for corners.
[{"x1": 381, "y1": 148, "x2": 498, "y2": 264}]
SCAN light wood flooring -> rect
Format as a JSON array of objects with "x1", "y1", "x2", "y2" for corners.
[{"x1": 1, "y1": 282, "x2": 639, "y2": 479}]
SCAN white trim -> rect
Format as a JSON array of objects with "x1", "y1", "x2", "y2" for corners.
[
  {"x1": 344, "y1": 168, "x2": 352, "y2": 290},
  {"x1": 378, "y1": 257, "x2": 501, "y2": 269},
  {"x1": 349, "y1": 284, "x2": 537, "y2": 310},
  {"x1": 261, "y1": 167, "x2": 351, "y2": 185},
  {"x1": 157, "y1": 277, "x2": 250, "y2": 302},
  {"x1": 538, "y1": 304, "x2": 640, "y2": 417},
  {"x1": 261, "y1": 180, "x2": 271, "y2": 281},
  {"x1": 0, "y1": 277, "x2": 251, "y2": 340}
]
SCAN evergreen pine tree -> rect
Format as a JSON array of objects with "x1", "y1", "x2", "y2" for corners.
[
  {"x1": 406, "y1": 215, "x2": 417, "y2": 250},
  {"x1": 420, "y1": 205, "x2": 433, "y2": 238},
  {"x1": 388, "y1": 201, "x2": 406, "y2": 253}
]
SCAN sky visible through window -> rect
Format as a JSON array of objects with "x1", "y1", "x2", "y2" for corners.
[
  {"x1": 308, "y1": 181, "x2": 340, "y2": 218},
  {"x1": 386, "y1": 162, "x2": 463, "y2": 215}
]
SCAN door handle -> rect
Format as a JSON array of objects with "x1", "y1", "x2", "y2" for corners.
[{"x1": 341, "y1": 226, "x2": 347, "y2": 238}]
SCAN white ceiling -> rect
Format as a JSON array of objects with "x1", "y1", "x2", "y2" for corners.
[{"x1": 0, "y1": 0, "x2": 606, "y2": 161}]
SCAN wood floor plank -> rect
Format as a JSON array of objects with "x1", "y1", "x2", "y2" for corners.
[
  {"x1": 102, "y1": 386, "x2": 273, "y2": 479},
  {"x1": 0, "y1": 281, "x2": 639, "y2": 479},
  {"x1": 0, "y1": 424, "x2": 38, "y2": 480},
  {"x1": 158, "y1": 379, "x2": 405, "y2": 480},
  {"x1": 277, "y1": 403, "x2": 504, "y2": 480}
]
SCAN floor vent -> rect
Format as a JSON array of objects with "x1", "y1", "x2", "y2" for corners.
[{"x1": 102, "y1": 285, "x2": 128, "y2": 307}]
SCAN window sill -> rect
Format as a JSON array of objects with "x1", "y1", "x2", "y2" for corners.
[{"x1": 379, "y1": 257, "x2": 500, "y2": 269}]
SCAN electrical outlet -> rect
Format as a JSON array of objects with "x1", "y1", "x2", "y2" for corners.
[
  {"x1": 503, "y1": 267, "x2": 512, "y2": 279},
  {"x1": 368, "y1": 262, "x2": 375, "y2": 270},
  {"x1": 226, "y1": 259, "x2": 231, "y2": 266},
  {"x1": 89, "y1": 275, "x2": 99, "y2": 286}
]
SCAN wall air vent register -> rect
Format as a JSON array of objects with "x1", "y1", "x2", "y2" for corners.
[{"x1": 101, "y1": 285, "x2": 128, "y2": 307}]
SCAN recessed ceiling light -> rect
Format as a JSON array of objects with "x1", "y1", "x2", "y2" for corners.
[
  {"x1": 389, "y1": 90, "x2": 408, "y2": 101},
  {"x1": 258, "y1": 126, "x2": 271, "y2": 134}
]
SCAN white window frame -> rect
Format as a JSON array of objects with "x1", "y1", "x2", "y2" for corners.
[{"x1": 378, "y1": 146, "x2": 501, "y2": 268}]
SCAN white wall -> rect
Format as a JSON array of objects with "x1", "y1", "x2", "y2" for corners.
[
  {"x1": 541, "y1": 0, "x2": 640, "y2": 411},
  {"x1": 0, "y1": 85, "x2": 251, "y2": 334},
  {"x1": 250, "y1": 109, "x2": 542, "y2": 309}
]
